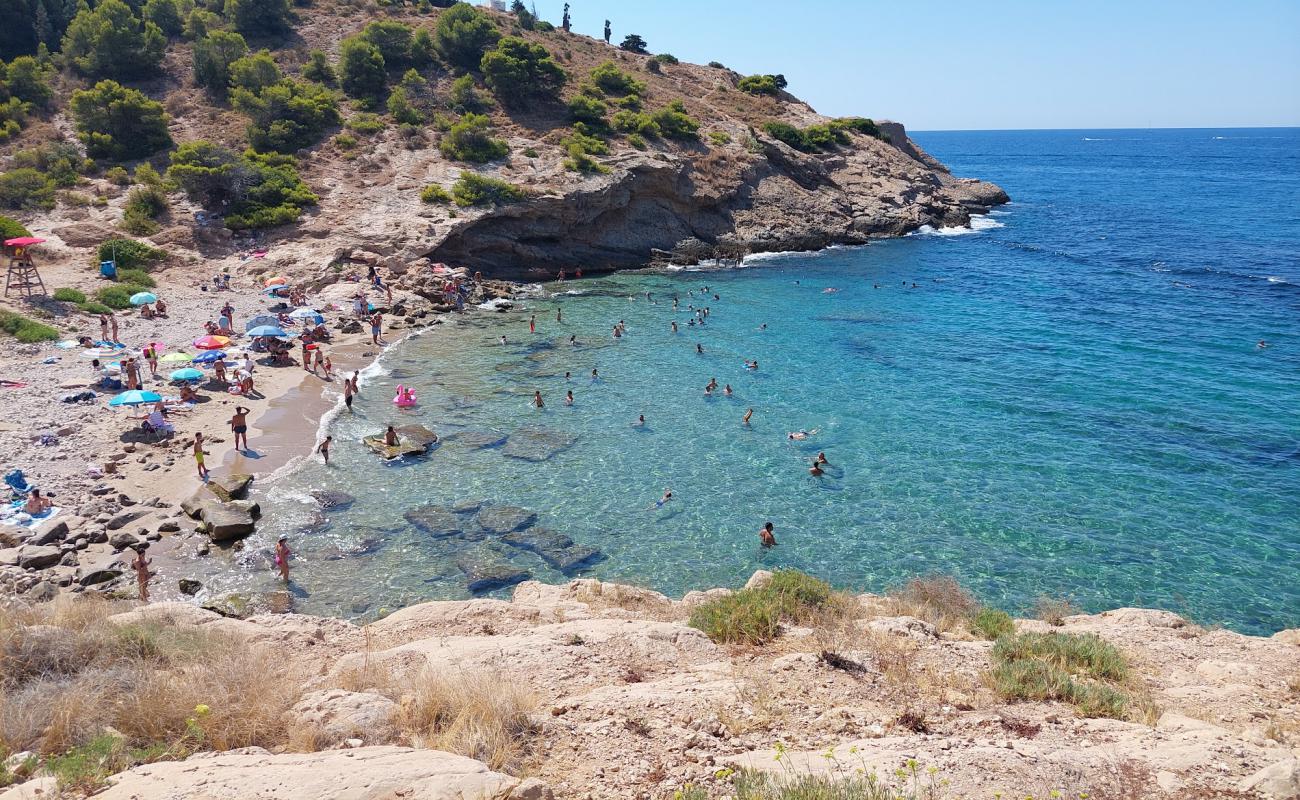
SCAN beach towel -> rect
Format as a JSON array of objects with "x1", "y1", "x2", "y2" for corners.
[{"x1": 0, "y1": 502, "x2": 61, "y2": 530}]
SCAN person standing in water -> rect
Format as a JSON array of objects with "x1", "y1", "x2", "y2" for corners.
[
  {"x1": 132, "y1": 546, "x2": 152, "y2": 602},
  {"x1": 565, "y1": 390, "x2": 574, "y2": 406},
  {"x1": 318, "y1": 435, "x2": 332, "y2": 465},
  {"x1": 556, "y1": 308, "x2": 562, "y2": 323},
  {"x1": 809, "y1": 460, "x2": 824, "y2": 477},
  {"x1": 530, "y1": 314, "x2": 536, "y2": 334},
  {"x1": 343, "y1": 377, "x2": 354, "y2": 410},
  {"x1": 275, "y1": 536, "x2": 291, "y2": 582},
  {"x1": 743, "y1": 408, "x2": 753, "y2": 426},
  {"x1": 350, "y1": 372, "x2": 360, "y2": 396},
  {"x1": 533, "y1": 390, "x2": 544, "y2": 408},
  {"x1": 759, "y1": 522, "x2": 777, "y2": 548}
]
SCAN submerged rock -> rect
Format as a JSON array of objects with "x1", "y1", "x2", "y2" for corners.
[
  {"x1": 500, "y1": 427, "x2": 576, "y2": 462},
  {"x1": 501, "y1": 527, "x2": 603, "y2": 574},
  {"x1": 403, "y1": 506, "x2": 465, "y2": 538},
  {"x1": 455, "y1": 547, "x2": 530, "y2": 593},
  {"x1": 311, "y1": 490, "x2": 357, "y2": 511},
  {"x1": 476, "y1": 505, "x2": 537, "y2": 535},
  {"x1": 453, "y1": 430, "x2": 510, "y2": 450}
]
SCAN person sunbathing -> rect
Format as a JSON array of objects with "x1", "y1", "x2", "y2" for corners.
[{"x1": 24, "y1": 489, "x2": 52, "y2": 515}]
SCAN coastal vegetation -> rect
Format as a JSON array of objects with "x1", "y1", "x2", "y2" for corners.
[
  {"x1": 451, "y1": 172, "x2": 525, "y2": 206},
  {"x1": 688, "y1": 569, "x2": 848, "y2": 644},
  {"x1": 762, "y1": 117, "x2": 885, "y2": 153},
  {"x1": 0, "y1": 308, "x2": 57, "y2": 342}
]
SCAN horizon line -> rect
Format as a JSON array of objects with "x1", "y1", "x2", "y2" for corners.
[{"x1": 907, "y1": 124, "x2": 1300, "y2": 133}]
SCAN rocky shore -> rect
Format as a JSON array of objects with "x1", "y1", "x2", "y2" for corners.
[{"x1": 2, "y1": 575, "x2": 1297, "y2": 799}]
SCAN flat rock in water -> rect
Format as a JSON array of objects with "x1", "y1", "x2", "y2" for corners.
[
  {"x1": 501, "y1": 427, "x2": 576, "y2": 462},
  {"x1": 455, "y1": 547, "x2": 530, "y2": 593},
  {"x1": 199, "y1": 502, "x2": 257, "y2": 542},
  {"x1": 502, "y1": 527, "x2": 603, "y2": 574},
  {"x1": 453, "y1": 430, "x2": 509, "y2": 449},
  {"x1": 363, "y1": 429, "x2": 437, "y2": 460},
  {"x1": 476, "y1": 505, "x2": 537, "y2": 535},
  {"x1": 202, "y1": 590, "x2": 293, "y2": 619},
  {"x1": 403, "y1": 506, "x2": 464, "y2": 538},
  {"x1": 310, "y1": 490, "x2": 356, "y2": 510}
]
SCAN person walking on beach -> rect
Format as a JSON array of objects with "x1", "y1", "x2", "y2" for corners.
[
  {"x1": 229, "y1": 406, "x2": 250, "y2": 451},
  {"x1": 193, "y1": 432, "x2": 210, "y2": 481},
  {"x1": 370, "y1": 312, "x2": 384, "y2": 345},
  {"x1": 143, "y1": 345, "x2": 158, "y2": 379},
  {"x1": 323, "y1": 355, "x2": 333, "y2": 380},
  {"x1": 318, "y1": 435, "x2": 332, "y2": 465},
  {"x1": 109, "y1": 313, "x2": 119, "y2": 343},
  {"x1": 213, "y1": 356, "x2": 227, "y2": 384},
  {"x1": 312, "y1": 346, "x2": 325, "y2": 374},
  {"x1": 275, "y1": 536, "x2": 291, "y2": 582},
  {"x1": 759, "y1": 522, "x2": 777, "y2": 548},
  {"x1": 132, "y1": 546, "x2": 152, "y2": 602},
  {"x1": 99, "y1": 314, "x2": 109, "y2": 342}
]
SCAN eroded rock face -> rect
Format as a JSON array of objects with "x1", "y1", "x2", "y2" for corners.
[
  {"x1": 288, "y1": 690, "x2": 398, "y2": 746},
  {"x1": 92, "y1": 746, "x2": 549, "y2": 800}
]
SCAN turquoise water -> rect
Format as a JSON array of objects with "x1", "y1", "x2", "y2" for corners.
[{"x1": 229, "y1": 129, "x2": 1297, "y2": 633}]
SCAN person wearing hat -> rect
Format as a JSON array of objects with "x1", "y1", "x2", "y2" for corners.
[{"x1": 275, "y1": 536, "x2": 291, "y2": 582}]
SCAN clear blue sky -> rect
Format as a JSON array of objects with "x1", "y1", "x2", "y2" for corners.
[{"x1": 528, "y1": 0, "x2": 1300, "y2": 130}]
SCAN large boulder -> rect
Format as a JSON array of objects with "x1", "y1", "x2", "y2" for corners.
[
  {"x1": 310, "y1": 490, "x2": 356, "y2": 511},
  {"x1": 363, "y1": 426, "x2": 439, "y2": 460},
  {"x1": 288, "y1": 690, "x2": 398, "y2": 745},
  {"x1": 1239, "y1": 759, "x2": 1300, "y2": 799},
  {"x1": 199, "y1": 501, "x2": 260, "y2": 542},
  {"x1": 206, "y1": 473, "x2": 254, "y2": 502},
  {"x1": 106, "y1": 510, "x2": 147, "y2": 531},
  {"x1": 29, "y1": 519, "x2": 69, "y2": 547},
  {"x1": 92, "y1": 746, "x2": 550, "y2": 800},
  {"x1": 17, "y1": 545, "x2": 60, "y2": 570}
]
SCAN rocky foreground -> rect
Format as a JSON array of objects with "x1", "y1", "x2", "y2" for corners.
[{"x1": 3, "y1": 574, "x2": 1297, "y2": 800}]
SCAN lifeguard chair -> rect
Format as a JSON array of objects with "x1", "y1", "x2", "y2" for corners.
[{"x1": 3, "y1": 236, "x2": 47, "y2": 298}]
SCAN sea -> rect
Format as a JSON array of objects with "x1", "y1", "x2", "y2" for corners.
[{"x1": 204, "y1": 128, "x2": 1300, "y2": 635}]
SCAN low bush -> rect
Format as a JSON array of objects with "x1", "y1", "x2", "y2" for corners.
[
  {"x1": 393, "y1": 670, "x2": 535, "y2": 772},
  {"x1": 434, "y1": 2, "x2": 500, "y2": 69},
  {"x1": 707, "y1": 61, "x2": 726, "y2": 69},
  {"x1": 729, "y1": 765, "x2": 945, "y2": 800},
  {"x1": 611, "y1": 109, "x2": 658, "y2": 138},
  {"x1": 0, "y1": 168, "x2": 54, "y2": 210},
  {"x1": 449, "y1": 74, "x2": 485, "y2": 113},
  {"x1": 988, "y1": 631, "x2": 1131, "y2": 718},
  {"x1": 737, "y1": 74, "x2": 780, "y2": 95},
  {"x1": 301, "y1": 49, "x2": 335, "y2": 85},
  {"x1": 708, "y1": 131, "x2": 731, "y2": 146},
  {"x1": 589, "y1": 61, "x2": 644, "y2": 97},
  {"x1": 763, "y1": 117, "x2": 886, "y2": 153},
  {"x1": 625, "y1": 133, "x2": 646, "y2": 149},
  {"x1": 228, "y1": 50, "x2": 283, "y2": 94},
  {"x1": 652, "y1": 53, "x2": 678, "y2": 65},
  {"x1": 96, "y1": 239, "x2": 165, "y2": 272},
  {"x1": 121, "y1": 185, "x2": 170, "y2": 235},
  {"x1": 480, "y1": 37, "x2": 566, "y2": 107},
  {"x1": 116, "y1": 268, "x2": 156, "y2": 288},
  {"x1": 451, "y1": 172, "x2": 525, "y2": 207},
  {"x1": 53, "y1": 288, "x2": 88, "y2": 304},
  {"x1": 0, "y1": 310, "x2": 58, "y2": 342},
  {"x1": 650, "y1": 100, "x2": 698, "y2": 140},
  {"x1": 567, "y1": 95, "x2": 607, "y2": 128},
  {"x1": 104, "y1": 166, "x2": 132, "y2": 186},
  {"x1": 993, "y1": 631, "x2": 1128, "y2": 681},
  {"x1": 346, "y1": 113, "x2": 385, "y2": 135},
  {"x1": 689, "y1": 569, "x2": 844, "y2": 645},
  {"x1": 168, "y1": 142, "x2": 317, "y2": 230},
  {"x1": 334, "y1": 133, "x2": 357, "y2": 150},
  {"x1": 0, "y1": 215, "x2": 32, "y2": 239},
  {"x1": 232, "y1": 78, "x2": 341, "y2": 154},
  {"x1": 95, "y1": 284, "x2": 148, "y2": 309},
  {"x1": 69, "y1": 80, "x2": 172, "y2": 161},
  {"x1": 1033, "y1": 595, "x2": 1077, "y2": 626},
  {"x1": 420, "y1": 184, "x2": 451, "y2": 204},
  {"x1": 439, "y1": 114, "x2": 507, "y2": 163},
  {"x1": 887, "y1": 575, "x2": 979, "y2": 633},
  {"x1": 972, "y1": 607, "x2": 1015, "y2": 640}
]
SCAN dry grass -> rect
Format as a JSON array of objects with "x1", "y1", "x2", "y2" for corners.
[
  {"x1": 715, "y1": 666, "x2": 788, "y2": 736},
  {"x1": 394, "y1": 669, "x2": 537, "y2": 773},
  {"x1": 1, "y1": 601, "x2": 304, "y2": 759},
  {"x1": 886, "y1": 576, "x2": 980, "y2": 634},
  {"x1": 1033, "y1": 595, "x2": 1077, "y2": 627},
  {"x1": 1286, "y1": 670, "x2": 1300, "y2": 698}
]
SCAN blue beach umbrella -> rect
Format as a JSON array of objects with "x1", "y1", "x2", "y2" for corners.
[
  {"x1": 245, "y1": 315, "x2": 280, "y2": 331},
  {"x1": 262, "y1": 285, "x2": 290, "y2": 296},
  {"x1": 129, "y1": 292, "x2": 158, "y2": 306},
  {"x1": 289, "y1": 307, "x2": 324, "y2": 323},
  {"x1": 192, "y1": 350, "x2": 227, "y2": 364},
  {"x1": 246, "y1": 325, "x2": 289, "y2": 338},
  {"x1": 109, "y1": 390, "x2": 162, "y2": 407},
  {"x1": 169, "y1": 367, "x2": 203, "y2": 382}
]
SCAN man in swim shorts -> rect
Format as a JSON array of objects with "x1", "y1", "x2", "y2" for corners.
[
  {"x1": 318, "y1": 435, "x2": 332, "y2": 465},
  {"x1": 759, "y1": 522, "x2": 777, "y2": 548},
  {"x1": 229, "y1": 406, "x2": 249, "y2": 451}
]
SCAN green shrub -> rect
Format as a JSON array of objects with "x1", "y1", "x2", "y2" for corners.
[
  {"x1": 987, "y1": 660, "x2": 1128, "y2": 719},
  {"x1": 96, "y1": 284, "x2": 147, "y2": 309},
  {"x1": 707, "y1": 61, "x2": 726, "y2": 69},
  {"x1": 193, "y1": 30, "x2": 249, "y2": 95},
  {"x1": 439, "y1": 113, "x2": 507, "y2": 163},
  {"x1": 434, "y1": 3, "x2": 499, "y2": 69},
  {"x1": 480, "y1": 37, "x2": 566, "y2": 107},
  {"x1": 116, "y1": 268, "x2": 156, "y2": 287},
  {"x1": 11, "y1": 142, "x2": 81, "y2": 189},
  {"x1": 387, "y1": 86, "x2": 424, "y2": 124},
  {"x1": 4, "y1": 56, "x2": 55, "y2": 108},
  {"x1": 831, "y1": 116, "x2": 883, "y2": 139},
  {"x1": 689, "y1": 569, "x2": 839, "y2": 645},
  {"x1": 993, "y1": 632, "x2": 1128, "y2": 681},
  {"x1": 224, "y1": 0, "x2": 292, "y2": 36},
  {"x1": 232, "y1": 79, "x2": 340, "y2": 153},
  {"x1": 451, "y1": 172, "x2": 525, "y2": 207},
  {"x1": 420, "y1": 184, "x2": 451, "y2": 203},
  {"x1": 168, "y1": 142, "x2": 317, "y2": 230},
  {"x1": 0, "y1": 98, "x2": 26, "y2": 143},
  {"x1": 566, "y1": 95, "x2": 607, "y2": 128},
  {"x1": 0, "y1": 168, "x2": 54, "y2": 210},
  {"x1": 561, "y1": 127, "x2": 608, "y2": 156},
  {"x1": 988, "y1": 631, "x2": 1131, "y2": 718},
  {"x1": 78, "y1": 302, "x2": 115, "y2": 315},
  {"x1": 337, "y1": 36, "x2": 387, "y2": 101},
  {"x1": 618, "y1": 33, "x2": 647, "y2": 54},
  {"x1": 334, "y1": 133, "x2": 357, "y2": 150},
  {"x1": 534, "y1": 20, "x2": 554, "y2": 32},
  {"x1": 301, "y1": 49, "x2": 335, "y2": 85},
  {"x1": 346, "y1": 113, "x2": 385, "y2": 134},
  {"x1": 97, "y1": 239, "x2": 166, "y2": 271},
  {"x1": 184, "y1": 8, "x2": 222, "y2": 40},
  {"x1": 70, "y1": 81, "x2": 172, "y2": 161},
  {"x1": 651, "y1": 100, "x2": 698, "y2": 140},
  {"x1": 142, "y1": 0, "x2": 183, "y2": 36},
  {"x1": 611, "y1": 110, "x2": 658, "y2": 137},
  {"x1": 625, "y1": 132, "x2": 646, "y2": 150},
  {"x1": 104, "y1": 166, "x2": 132, "y2": 186},
  {"x1": 358, "y1": 20, "x2": 417, "y2": 68},
  {"x1": 449, "y1": 74, "x2": 485, "y2": 113},
  {"x1": 228, "y1": 50, "x2": 283, "y2": 93},
  {"x1": 134, "y1": 164, "x2": 165, "y2": 188},
  {"x1": 652, "y1": 53, "x2": 678, "y2": 65},
  {"x1": 61, "y1": 0, "x2": 166, "y2": 80},
  {"x1": 589, "y1": 61, "x2": 643, "y2": 96},
  {"x1": 53, "y1": 288, "x2": 87, "y2": 303},
  {"x1": 738, "y1": 74, "x2": 781, "y2": 95},
  {"x1": 644, "y1": 59, "x2": 660, "y2": 74},
  {"x1": 972, "y1": 607, "x2": 1015, "y2": 640},
  {"x1": 707, "y1": 131, "x2": 731, "y2": 146},
  {"x1": 0, "y1": 309, "x2": 59, "y2": 343},
  {"x1": 0, "y1": 216, "x2": 31, "y2": 239}
]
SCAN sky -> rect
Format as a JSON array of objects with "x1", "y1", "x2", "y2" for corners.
[{"x1": 525, "y1": 0, "x2": 1300, "y2": 130}]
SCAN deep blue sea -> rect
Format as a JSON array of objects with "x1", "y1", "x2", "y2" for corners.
[{"x1": 217, "y1": 128, "x2": 1300, "y2": 634}]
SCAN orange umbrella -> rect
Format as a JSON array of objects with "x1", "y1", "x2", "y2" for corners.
[
  {"x1": 265, "y1": 276, "x2": 287, "y2": 287},
  {"x1": 193, "y1": 335, "x2": 232, "y2": 350}
]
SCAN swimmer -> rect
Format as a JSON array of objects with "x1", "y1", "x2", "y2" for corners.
[
  {"x1": 704, "y1": 384, "x2": 713, "y2": 397},
  {"x1": 634, "y1": 414, "x2": 645, "y2": 427},
  {"x1": 759, "y1": 522, "x2": 777, "y2": 548},
  {"x1": 570, "y1": 335, "x2": 577, "y2": 346},
  {"x1": 696, "y1": 343, "x2": 703, "y2": 354},
  {"x1": 565, "y1": 371, "x2": 571, "y2": 380},
  {"x1": 649, "y1": 488, "x2": 672, "y2": 509},
  {"x1": 613, "y1": 325, "x2": 622, "y2": 339},
  {"x1": 788, "y1": 428, "x2": 819, "y2": 440},
  {"x1": 565, "y1": 390, "x2": 574, "y2": 406},
  {"x1": 743, "y1": 408, "x2": 753, "y2": 426},
  {"x1": 591, "y1": 368, "x2": 599, "y2": 380},
  {"x1": 529, "y1": 314, "x2": 536, "y2": 333},
  {"x1": 724, "y1": 384, "x2": 733, "y2": 397},
  {"x1": 760, "y1": 323, "x2": 767, "y2": 331},
  {"x1": 499, "y1": 335, "x2": 507, "y2": 345},
  {"x1": 533, "y1": 390, "x2": 544, "y2": 408},
  {"x1": 816, "y1": 452, "x2": 830, "y2": 465},
  {"x1": 556, "y1": 308, "x2": 562, "y2": 322},
  {"x1": 671, "y1": 321, "x2": 678, "y2": 333},
  {"x1": 809, "y1": 460, "x2": 823, "y2": 477},
  {"x1": 823, "y1": 287, "x2": 839, "y2": 293},
  {"x1": 1257, "y1": 340, "x2": 1269, "y2": 348}
]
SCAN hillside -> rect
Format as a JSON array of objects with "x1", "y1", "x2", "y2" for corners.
[{"x1": 0, "y1": 0, "x2": 1006, "y2": 285}]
